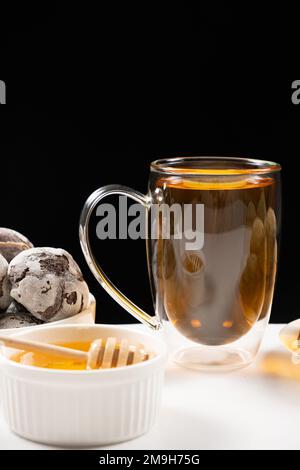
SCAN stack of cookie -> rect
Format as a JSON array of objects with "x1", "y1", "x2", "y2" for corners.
[{"x1": 0, "y1": 228, "x2": 89, "y2": 329}]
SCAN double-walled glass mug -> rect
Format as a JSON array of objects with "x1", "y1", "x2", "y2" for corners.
[{"x1": 80, "y1": 157, "x2": 281, "y2": 371}]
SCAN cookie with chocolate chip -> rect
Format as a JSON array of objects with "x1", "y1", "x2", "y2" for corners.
[
  {"x1": 0, "y1": 253, "x2": 11, "y2": 311},
  {"x1": 0, "y1": 228, "x2": 33, "y2": 262},
  {"x1": 0, "y1": 312, "x2": 43, "y2": 329},
  {"x1": 8, "y1": 247, "x2": 89, "y2": 322}
]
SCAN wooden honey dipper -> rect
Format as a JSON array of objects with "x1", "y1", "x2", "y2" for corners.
[{"x1": 0, "y1": 334, "x2": 152, "y2": 370}]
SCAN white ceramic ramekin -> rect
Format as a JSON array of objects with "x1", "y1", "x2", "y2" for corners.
[
  {"x1": 0, "y1": 323, "x2": 167, "y2": 447},
  {"x1": 0, "y1": 293, "x2": 96, "y2": 336}
]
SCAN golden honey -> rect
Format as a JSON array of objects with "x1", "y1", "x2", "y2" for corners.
[
  {"x1": 11, "y1": 340, "x2": 151, "y2": 370},
  {"x1": 12, "y1": 342, "x2": 92, "y2": 371}
]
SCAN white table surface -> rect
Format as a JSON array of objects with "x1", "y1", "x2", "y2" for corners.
[{"x1": 0, "y1": 323, "x2": 299, "y2": 450}]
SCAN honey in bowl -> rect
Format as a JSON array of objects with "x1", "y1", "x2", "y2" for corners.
[
  {"x1": 11, "y1": 340, "x2": 152, "y2": 370},
  {"x1": 12, "y1": 342, "x2": 92, "y2": 370}
]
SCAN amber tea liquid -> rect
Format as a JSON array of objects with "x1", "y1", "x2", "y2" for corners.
[{"x1": 149, "y1": 174, "x2": 278, "y2": 345}]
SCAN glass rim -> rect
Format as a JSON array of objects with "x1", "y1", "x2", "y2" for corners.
[{"x1": 150, "y1": 156, "x2": 281, "y2": 176}]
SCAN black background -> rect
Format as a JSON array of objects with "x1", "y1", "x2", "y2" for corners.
[{"x1": 0, "y1": 4, "x2": 299, "y2": 324}]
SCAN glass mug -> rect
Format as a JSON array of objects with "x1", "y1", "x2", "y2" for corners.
[{"x1": 80, "y1": 157, "x2": 281, "y2": 370}]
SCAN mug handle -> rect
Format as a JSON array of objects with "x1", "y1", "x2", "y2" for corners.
[{"x1": 79, "y1": 185, "x2": 161, "y2": 330}]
